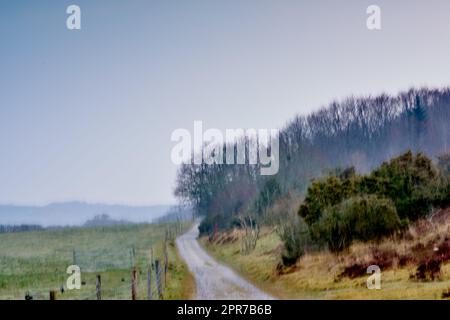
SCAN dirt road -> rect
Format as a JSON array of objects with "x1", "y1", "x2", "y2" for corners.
[{"x1": 176, "y1": 223, "x2": 274, "y2": 300}]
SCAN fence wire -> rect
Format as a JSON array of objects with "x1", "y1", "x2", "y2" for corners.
[{"x1": 17, "y1": 222, "x2": 187, "y2": 300}]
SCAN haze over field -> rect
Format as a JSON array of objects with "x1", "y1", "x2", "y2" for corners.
[{"x1": 0, "y1": 202, "x2": 172, "y2": 227}]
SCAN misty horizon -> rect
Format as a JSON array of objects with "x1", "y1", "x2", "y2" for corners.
[
  {"x1": 0, "y1": 202, "x2": 176, "y2": 227},
  {"x1": 3, "y1": 0, "x2": 450, "y2": 206}
]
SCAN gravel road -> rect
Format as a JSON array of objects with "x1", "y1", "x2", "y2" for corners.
[{"x1": 176, "y1": 223, "x2": 274, "y2": 300}]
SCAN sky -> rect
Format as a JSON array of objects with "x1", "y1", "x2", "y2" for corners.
[{"x1": 1, "y1": 0, "x2": 450, "y2": 206}]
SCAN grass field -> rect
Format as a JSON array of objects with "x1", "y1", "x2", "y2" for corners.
[
  {"x1": 0, "y1": 222, "x2": 194, "y2": 300},
  {"x1": 202, "y1": 225, "x2": 450, "y2": 300}
]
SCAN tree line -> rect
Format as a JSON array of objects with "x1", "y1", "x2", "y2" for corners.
[
  {"x1": 0, "y1": 224, "x2": 43, "y2": 233},
  {"x1": 174, "y1": 87, "x2": 450, "y2": 239}
]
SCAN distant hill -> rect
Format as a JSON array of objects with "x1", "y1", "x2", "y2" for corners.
[{"x1": 0, "y1": 202, "x2": 172, "y2": 227}]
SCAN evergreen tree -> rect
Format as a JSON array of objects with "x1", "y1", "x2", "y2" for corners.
[{"x1": 411, "y1": 95, "x2": 428, "y2": 150}]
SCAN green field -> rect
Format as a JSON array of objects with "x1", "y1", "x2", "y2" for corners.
[{"x1": 0, "y1": 222, "x2": 194, "y2": 300}]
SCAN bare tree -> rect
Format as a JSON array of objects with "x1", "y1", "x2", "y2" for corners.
[{"x1": 239, "y1": 215, "x2": 260, "y2": 255}]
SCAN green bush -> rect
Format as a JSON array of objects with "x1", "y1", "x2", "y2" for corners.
[
  {"x1": 314, "y1": 205, "x2": 353, "y2": 253},
  {"x1": 316, "y1": 195, "x2": 401, "y2": 253},
  {"x1": 438, "y1": 152, "x2": 450, "y2": 177},
  {"x1": 290, "y1": 151, "x2": 447, "y2": 260},
  {"x1": 300, "y1": 152, "x2": 442, "y2": 227},
  {"x1": 360, "y1": 151, "x2": 441, "y2": 220},
  {"x1": 437, "y1": 152, "x2": 450, "y2": 207},
  {"x1": 277, "y1": 217, "x2": 312, "y2": 266},
  {"x1": 436, "y1": 178, "x2": 450, "y2": 207},
  {"x1": 198, "y1": 214, "x2": 229, "y2": 236},
  {"x1": 298, "y1": 173, "x2": 359, "y2": 226}
]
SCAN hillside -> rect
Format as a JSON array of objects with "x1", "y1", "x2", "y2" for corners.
[
  {"x1": 174, "y1": 86, "x2": 450, "y2": 300},
  {"x1": 175, "y1": 86, "x2": 450, "y2": 234},
  {"x1": 202, "y1": 207, "x2": 450, "y2": 299}
]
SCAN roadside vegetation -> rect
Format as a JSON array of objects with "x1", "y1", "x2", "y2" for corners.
[
  {"x1": 176, "y1": 86, "x2": 450, "y2": 299},
  {"x1": 201, "y1": 151, "x2": 450, "y2": 299},
  {"x1": 202, "y1": 207, "x2": 450, "y2": 299},
  {"x1": 288, "y1": 151, "x2": 449, "y2": 260}
]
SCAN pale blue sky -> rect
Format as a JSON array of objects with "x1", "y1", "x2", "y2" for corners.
[{"x1": 1, "y1": 0, "x2": 450, "y2": 206}]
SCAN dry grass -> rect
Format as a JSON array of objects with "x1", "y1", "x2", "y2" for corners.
[
  {"x1": 166, "y1": 242, "x2": 196, "y2": 300},
  {"x1": 203, "y1": 209, "x2": 450, "y2": 300}
]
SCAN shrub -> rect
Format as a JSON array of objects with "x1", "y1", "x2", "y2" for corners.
[
  {"x1": 317, "y1": 195, "x2": 401, "y2": 253},
  {"x1": 438, "y1": 152, "x2": 450, "y2": 178},
  {"x1": 277, "y1": 216, "x2": 312, "y2": 266},
  {"x1": 300, "y1": 152, "x2": 442, "y2": 227},
  {"x1": 314, "y1": 205, "x2": 353, "y2": 253},
  {"x1": 291, "y1": 152, "x2": 446, "y2": 258},
  {"x1": 198, "y1": 214, "x2": 229, "y2": 236},
  {"x1": 359, "y1": 151, "x2": 441, "y2": 220},
  {"x1": 436, "y1": 178, "x2": 450, "y2": 207},
  {"x1": 298, "y1": 173, "x2": 359, "y2": 226},
  {"x1": 436, "y1": 152, "x2": 450, "y2": 207}
]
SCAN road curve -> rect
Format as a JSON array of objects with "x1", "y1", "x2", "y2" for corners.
[{"x1": 176, "y1": 223, "x2": 274, "y2": 300}]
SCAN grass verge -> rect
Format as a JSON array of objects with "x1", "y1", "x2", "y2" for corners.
[{"x1": 202, "y1": 225, "x2": 450, "y2": 300}]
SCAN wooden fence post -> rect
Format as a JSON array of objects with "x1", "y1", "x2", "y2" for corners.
[
  {"x1": 131, "y1": 268, "x2": 137, "y2": 300},
  {"x1": 130, "y1": 246, "x2": 136, "y2": 268},
  {"x1": 151, "y1": 247, "x2": 154, "y2": 268},
  {"x1": 155, "y1": 260, "x2": 162, "y2": 299},
  {"x1": 96, "y1": 275, "x2": 101, "y2": 300},
  {"x1": 147, "y1": 265, "x2": 152, "y2": 300},
  {"x1": 164, "y1": 242, "x2": 168, "y2": 286},
  {"x1": 49, "y1": 290, "x2": 56, "y2": 300},
  {"x1": 72, "y1": 249, "x2": 76, "y2": 265}
]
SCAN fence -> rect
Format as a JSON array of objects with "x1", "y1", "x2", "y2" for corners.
[
  {"x1": 72, "y1": 248, "x2": 134, "y2": 272},
  {"x1": 24, "y1": 224, "x2": 183, "y2": 300}
]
